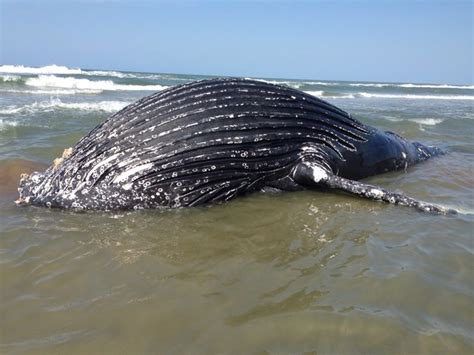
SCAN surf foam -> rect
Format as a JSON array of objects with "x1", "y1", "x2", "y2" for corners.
[
  {"x1": 1, "y1": 88, "x2": 102, "y2": 95},
  {"x1": 0, "y1": 98, "x2": 130, "y2": 115},
  {"x1": 0, "y1": 64, "x2": 192, "y2": 81},
  {"x1": 25, "y1": 75, "x2": 168, "y2": 92},
  {"x1": 0, "y1": 74, "x2": 23, "y2": 82},
  {"x1": 411, "y1": 118, "x2": 444, "y2": 126},
  {"x1": 0, "y1": 119, "x2": 19, "y2": 131},
  {"x1": 0, "y1": 64, "x2": 83, "y2": 75},
  {"x1": 359, "y1": 92, "x2": 474, "y2": 100},
  {"x1": 305, "y1": 90, "x2": 355, "y2": 99}
]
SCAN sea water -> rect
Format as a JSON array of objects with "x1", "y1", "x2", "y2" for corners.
[{"x1": 0, "y1": 65, "x2": 473, "y2": 353}]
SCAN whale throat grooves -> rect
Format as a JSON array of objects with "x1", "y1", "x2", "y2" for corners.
[{"x1": 19, "y1": 78, "x2": 370, "y2": 209}]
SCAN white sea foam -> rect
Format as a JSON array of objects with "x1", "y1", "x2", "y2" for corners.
[
  {"x1": 381, "y1": 116, "x2": 445, "y2": 126},
  {"x1": 359, "y1": 92, "x2": 474, "y2": 100},
  {"x1": 0, "y1": 74, "x2": 23, "y2": 82},
  {"x1": 303, "y1": 81, "x2": 336, "y2": 86},
  {"x1": 0, "y1": 64, "x2": 191, "y2": 82},
  {"x1": 83, "y1": 70, "x2": 131, "y2": 78},
  {"x1": 399, "y1": 83, "x2": 474, "y2": 89},
  {"x1": 267, "y1": 79, "x2": 474, "y2": 90},
  {"x1": 1, "y1": 88, "x2": 102, "y2": 95},
  {"x1": 25, "y1": 75, "x2": 168, "y2": 92},
  {"x1": 0, "y1": 98, "x2": 130, "y2": 115},
  {"x1": 0, "y1": 119, "x2": 19, "y2": 131},
  {"x1": 305, "y1": 81, "x2": 474, "y2": 89},
  {"x1": 304, "y1": 90, "x2": 325, "y2": 97},
  {"x1": 0, "y1": 64, "x2": 131, "y2": 79},
  {"x1": 349, "y1": 83, "x2": 393, "y2": 88},
  {"x1": 0, "y1": 64, "x2": 83, "y2": 75},
  {"x1": 304, "y1": 90, "x2": 355, "y2": 99},
  {"x1": 244, "y1": 77, "x2": 305, "y2": 89},
  {"x1": 411, "y1": 118, "x2": 444, "y2": 126}
]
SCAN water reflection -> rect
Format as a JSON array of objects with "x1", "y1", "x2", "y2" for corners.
[{"x1": 1, "y1": 188, "x2": 473, "y2": 353}]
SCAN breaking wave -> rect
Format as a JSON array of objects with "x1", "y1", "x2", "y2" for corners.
[
  {"x1": 0, "y1": 119, "x2": 19, "y2": 131},
  {"x1": 411, "y1": 118, "x2": 444, "y2": 125},
  {"x1": 0, "y1": 64, "x2": 82, "y2": 75},
  {"x1": 0, "y1": 74, "x2": 24, "y2": 83},
  {"x1": 359, "y1": 92, "x2": 474, "y2": 100},
  {"x1": 0, "y1": 88, "x2": 102, "y2": 95},
  {"x1": 0, "y1": 64, "x2": 193, "y2": 81},
  {"x1": 244, "y1": 77, "x2": 304, "y2": 89},
  {"x1": 381, "y1": 116, "x2": 445, "y2": 126},
  {"x1": 347, "y1": 83, "x2": 474, "y2": 89},
  {"x1": 25, "y1": 75, "x2": 168, "y2": 92},
  {"x1": 247, "y1": 77, "x2": 474, "y2": 90},
  {"x1": 305, "y1": 90, "x2": 355, "y2": 99},
  {"x1": 0, "y1": 98, "x2": 130, "y2": 115},
  {"x1": 398, "y1": 83, "x2": 474, "y2": 89}
]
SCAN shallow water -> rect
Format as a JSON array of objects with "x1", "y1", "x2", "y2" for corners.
[{"x1": 0, "y1": 65, "x2": 473, "y2": 354}]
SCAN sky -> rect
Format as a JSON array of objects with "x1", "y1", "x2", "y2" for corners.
[{"x1": 0, "y1": 0, "x2": 472, "y2": 84}]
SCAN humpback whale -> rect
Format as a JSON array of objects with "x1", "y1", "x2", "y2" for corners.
[{"x1": 17, "y1": 78, "x2": 453, "y2": 213}]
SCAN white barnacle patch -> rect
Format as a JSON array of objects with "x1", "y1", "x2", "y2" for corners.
[
  {"x1": 113, "y1": 163, "x2": 153, "y2": 184},
  {"x1": 401, "y1": 152, "x2": 407, "y2": 159},
  {"x1": 369, "y1": 188, "x2": 384, "y2": 199},
  {"x1": 311, "y1": 165, "x2": 328, "y2": 183},
  {"x1": 30, "y1": 174, "x2": 42, "y2": 184},
  {"x1": 123, "y1": 183, "x2": 133, "y2": 190}
]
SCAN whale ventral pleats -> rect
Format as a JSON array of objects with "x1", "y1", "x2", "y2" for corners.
[{"x1": 16, "y1": 78, "x2": 448, "y2": 213}]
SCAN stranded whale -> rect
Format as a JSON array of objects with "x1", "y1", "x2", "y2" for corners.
[{"x1": 17, "y1": 78, "x2": 452, "y2": 213}]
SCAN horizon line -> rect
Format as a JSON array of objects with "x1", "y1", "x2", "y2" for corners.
[{"x1": 1, "y1": 62, "x2": 473, "y2": 87}]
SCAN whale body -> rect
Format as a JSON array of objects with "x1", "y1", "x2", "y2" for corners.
[{"x1": 17, "y1": 78, "x2": 451, "y2": 213}]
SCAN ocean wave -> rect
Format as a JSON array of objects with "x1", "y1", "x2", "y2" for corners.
[
  {"x1": 0, "y1": 64, "x2": 192, "y2": 82},
  {"x1": 0, "y1": 64, "x2": 82, "y2": 75},
  {"x1": 0, "y1": 119, "x2": 19, "y2": 131},
  {"x1": 349, "y1": 83, "x2": 394, "y2": 88},
  {"x1": 0, "y1": 98, "x2": 130, "y2": 115},
  {"x1": 262, "y1": 79, "x2": 474, "y2": 90},
  {"x1": 381, "y1": 116, "x2": 445, "y2": 126},
  {"x1": 399, "y1": 83, "x2": 474, "y2": 89},
  {"x1": 25, "y1": 75, "x2": 168, "y2": 92},
  {"x1": 301, "y1": 81, "x2": 474, "y2": 89},
  {"x1": 305, "y1": 90, "x2": 472, "y2": 100},
  {"x1": 244, "y1": 77, "x2": 304, "y2": 89},
  {"x1": 83, "y1": 70, "x2": 132, "y2": 78},
  {"x1": 83, "y1": 70, "x2": 191, "y2": 81},
  {"x1": 0, "y1": 64, "x2": 142, "y2": 79},
  {"x1": 0, "y1": 74, "x2": 24, "y2": 83},
  {"x1": 411, "y1": 118, "x2": 444, "y2": 125},
  {"x1": 359, "y1": 92, "x2": 474, "y2": 100},
  {"x1": 0, "y1": 88, "x2": 102, "y2": 95},
  {"x1": 305, "y1": 81, "x2": 473, "y2": 89},
  {"x1": 305, "y1": 90, "x2": 355, "y2": 99},
  {"x1": 304, "y1": 90, "x2": 325, "y2": 97}
]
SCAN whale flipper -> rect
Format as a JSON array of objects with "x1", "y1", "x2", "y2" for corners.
[
  {"x1": 323, "y1": 174, "x2": 456, "y2": 214},
  {"x1": 293, "y1": 161, "x2": 455, "y2": 214}
]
